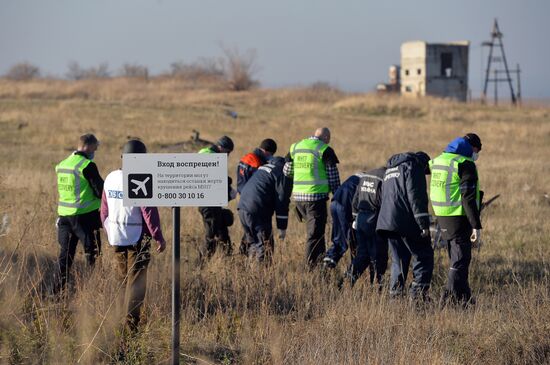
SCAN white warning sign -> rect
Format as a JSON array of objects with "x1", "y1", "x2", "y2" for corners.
[{"x1": 123, "y1": 153, "x2": 228, "y2": 207}]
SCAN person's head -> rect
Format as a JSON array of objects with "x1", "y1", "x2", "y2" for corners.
[
  {"x1": 463, "y1": 133, "x2": 482, "y2": 160},
  {"x1": 77, "y1": 133, "x2": 99, "y2": 159},
  {"x1": 415, "y1": 151, "x2": 431, "y2": 175},
  {"x1": 314, "y1": 127, "x2": 331, "y2": 144},
  {"x1": 259, "y1": 138, "x2": 277, "y2": 157},
  {"x1": 122, "y1": 139, "x2": 147, "y2": 155},
  {"x1": 216, "y1": 135, "x2": 234, "y2": 154}
]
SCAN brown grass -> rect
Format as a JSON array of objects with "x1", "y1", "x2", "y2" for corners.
[{"x1": 0, "y1": 79, "x2": 549, "y2": 364}]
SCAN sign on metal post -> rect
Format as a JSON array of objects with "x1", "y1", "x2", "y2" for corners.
[
  {"x1": 123, "y1": 153, "x2": 228, "y2": 207},
  {"x1": 123, "y1": 153, "x2": 228, "y2": 365}
]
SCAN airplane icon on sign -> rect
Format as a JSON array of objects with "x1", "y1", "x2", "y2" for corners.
[{"x1": 131, "y1": 176, "x2": 150, "y2": 196}]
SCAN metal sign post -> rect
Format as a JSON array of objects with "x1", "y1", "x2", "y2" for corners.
[
  {"x1": 171, "y1": 206, "x2": 180, "y2": 365},
  {"x1": 123, "y1": 153, "x2": 228, "y2": 365}
]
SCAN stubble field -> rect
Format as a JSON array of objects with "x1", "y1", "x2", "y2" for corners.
[{"x1": 0, "y1": 78, "x2": 549, "y2": 364}]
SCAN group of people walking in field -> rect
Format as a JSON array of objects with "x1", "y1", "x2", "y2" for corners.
[{"x1": 54, "y1": 128, "x2": 483, "y2": 333}]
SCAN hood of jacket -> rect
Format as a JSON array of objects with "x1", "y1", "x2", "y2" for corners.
[
  {"x1": 270, "y1": 156, "x2": 285, "y2": 167},
  {"x1": 444, "y1": 137, "x2": 473, "y2": 158},
  {"x1": 386, "y1": 152, "x2": 418, "y2": 168}
]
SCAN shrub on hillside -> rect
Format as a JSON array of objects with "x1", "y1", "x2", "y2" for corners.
[
  {"x1": 66, "y1": 61, "x2": 110, "y2": 80},
  {"x1": 221, "y1": 46, "x2": 259, "y2": 91},
  {"x1": 119, "y1": 63, "x2": 149, "y2": 79},
  {"x1": 169, "y1": 58, "x2": 225, "y2": 82},
  {"x1": 5, "y1": 62, "x2": 41, "y2": 81}
]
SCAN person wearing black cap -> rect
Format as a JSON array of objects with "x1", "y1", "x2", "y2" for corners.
[
  {"x1": 198, "y1": 136, "x2": 237, "y2": 259},
  {"x1": 236, "y1": 138, "x2": 277, "y2": 193},
  {"x1": 376, "y1": 151, "x2": 434, "y2": 301},
  {"x1": 236, "y1": 138, "x2": 278, "y2": 255},
  {"x1": 54, "y1": 133, "x2": 104, "y2": 294},
  {"x1": 430, "y1": 133, "x2": 483, "y2": 305},
  {"x1": 101, "y1": 139, "x2": 166, "y2": 332}
]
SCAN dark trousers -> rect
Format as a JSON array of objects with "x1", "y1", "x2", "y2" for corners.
[
  {"x1": 56, "y1": 210, "x2": 101, "y2": 291},
  {"x1": 325, "y1": 201, "x2": 352, "y2": 263},
  {"x1": 296, "y1": 199, "x2": 327, "y2": 267},
  {"x1": 383, "y1": 231, "x2": 434, "y2": 299},
  {"x1": 113, "y1": 237, "x2": 151, "y2": 332},
  {"x1": 198, "y1": 207, "x2": 231, "y2": 259},
  {"x1": 442, "y1": 231, "x2": 472, "y2": 303},
  {"x1": 348, "y1": 211, "x2": 388, "y2": 285},
  {"x1": 238, "y1": 209, "x2": 274, "y2": 262}
]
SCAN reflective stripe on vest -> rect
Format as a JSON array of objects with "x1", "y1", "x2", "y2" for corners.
[
  {"x1": 56, "y1": 154, "x2": 100, "y2": 215},
  {"x1": 290, "y1": 139, "x2": 329, "y2": 193},
  {"x1": 429, "y1": 152, "x2": 480, "y2": 216},
  {"x1": 103, "y1": 169, "x2": 143, "y2": 246}
]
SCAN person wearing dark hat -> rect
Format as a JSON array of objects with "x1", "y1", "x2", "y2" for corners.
[
  {"x1": 236, "y1": 138, "x2": 277, "y2": 193},
  {"x1": 376, "y1": 151, "x2": 434, "y2": 300},
  {"x1": 198, "y1": 136, "x2": 237, "y2": 259},
  {"x1": 101, "y1": 139, "x2": 166, "y2": 332},
  {"x1": 55, "y1": 133, "x2": 104, "y2": 294},
  {"x1": 236, "y1": 138, "x2": 278, "y2": 255},
  {"x1": 430, "y1": 133, "x2": 483, "y2": 305}
]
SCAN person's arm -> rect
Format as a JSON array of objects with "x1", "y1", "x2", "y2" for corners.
[
  {"x1": 405, "y1": 164, "x2": 430, "y2": 231},
  {"x1": 283, "y1": 152, "x2": 294, "y2": 178},
  {"x1": 141, "y1": 206, "x2": 166, "y2": 252},
  {"x1": 351, "y1": 182, "x2": 361, "y2": 216},
  {"x1": 100, "y1": 190, "x2": 108, "y2": 226},
  {"x1": 275, "y1": 175, "x2": 292, "y2": 230},
  {"x1": 323, "y1": 147, "x2": 341, "y2": 194},
  {"x1": 458, "y1": 161, "x2": 482, "y2": 229},
  {"x1": 82, "y1": 162, "x2": 104, "y2": 198}
]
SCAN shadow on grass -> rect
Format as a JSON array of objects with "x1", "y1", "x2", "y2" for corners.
[{"x1": 472, "y1": 255, "x2": 549, "y2": 289}]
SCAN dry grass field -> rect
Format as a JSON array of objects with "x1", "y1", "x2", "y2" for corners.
[{"x1": 0, "y1": 78, "x2": 549, "y2": 364}]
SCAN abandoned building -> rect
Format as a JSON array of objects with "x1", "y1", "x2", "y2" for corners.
[{"x1": 400, "y1": 41, "x2": 470, "y2": 101}]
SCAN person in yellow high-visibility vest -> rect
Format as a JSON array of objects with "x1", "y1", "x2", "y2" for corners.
[
  {"x1": 284, "y1": 127, "x2": 341, "y2": 268},
  {"x1": 197, "y1": 136, "x2": 237, "y2": 260},
  {"x1": 430, "y1": 133, "x2": 482, "y2": 306},
  {"x1": 55, "y1": 133, "x2": 104, "y2": 293}
]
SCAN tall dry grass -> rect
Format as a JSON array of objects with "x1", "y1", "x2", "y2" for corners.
[{"x1": 0, "y1": 79, "x2": 549, "y2": 364}]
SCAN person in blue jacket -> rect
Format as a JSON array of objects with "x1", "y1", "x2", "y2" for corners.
[
  {"x1": 376, "y1": 151, "x2": 433, "y2": 300},
  {"x1": 237, "y1": 157, "x2": 292, "y2": 263},
  {"x1": 323, "y1": 173, "x2": 362, "y2": 268}
]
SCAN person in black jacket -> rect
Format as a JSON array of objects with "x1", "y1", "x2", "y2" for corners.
[
  {"x1": 431, "y1": 134, "x2": 483, "y2": 305},
  {"x1": 347, "y1": 167, "x2": 388, "y2": 286},
  {"x1": 198, "y1": 136, "x2": 237, "y2": 260},
  {"x1": 238, "y1": 157, "x2": 292, "y2": 262},
  {"x1": 376, "y1": 151, "x2": 433, "y2": 300}
]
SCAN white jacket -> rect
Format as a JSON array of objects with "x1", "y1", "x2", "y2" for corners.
[{"x1": 103, "y1": 169, "x2": 143, "y2": 246}]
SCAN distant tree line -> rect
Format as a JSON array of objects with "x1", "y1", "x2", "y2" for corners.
[{"x1": 3, "y1": 47, "x2": 259, "y2": 91}]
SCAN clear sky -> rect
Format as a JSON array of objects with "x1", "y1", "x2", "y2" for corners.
[{"x1": 1, "y1": 0, "x2": 548, "y2": 98}]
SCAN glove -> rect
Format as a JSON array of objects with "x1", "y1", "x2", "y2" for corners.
[
  {"x1": 470, "y1": 229, "x2": 482, "y2": 248},
  {"x1": 229, "y1": 188, "x2": 237, "y2": 200},
  {"x1": 420, "y1": 228, "x2": 430, "y2": 239},
  {"x1": 278, "y1": 229, "x2": 286, "y2": 240},
  {"x1": 352, "y1": 220, "x2": 357, "y2": 230}
]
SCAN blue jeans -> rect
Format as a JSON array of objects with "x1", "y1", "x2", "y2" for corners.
[
  {"x1": 325, "y1": 201, "x2": 352, "y2": 263},
  {"x1": 348, "y1": 211, "x2": 388, "y2": 285},
  {"x1": 383, "y1": 231, "x2": 434, "y2": 299}
]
